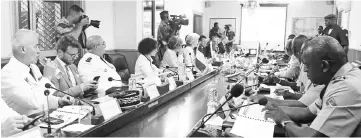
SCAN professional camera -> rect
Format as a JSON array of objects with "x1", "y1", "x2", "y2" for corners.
[
  {"x1": 78, "y1": 15, "x2": 100, "y2": 28},
  {"x1": 169, "y1": 15, "x2": 189, "y2": 32}
]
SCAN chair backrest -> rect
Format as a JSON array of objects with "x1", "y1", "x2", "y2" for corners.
[{"x1": 105, "y1": 52, "x2": 130, "y2": 81}]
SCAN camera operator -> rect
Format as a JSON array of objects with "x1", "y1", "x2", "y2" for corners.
[
  {"x1": 155, "y1": 11, "x2": 174, "y2": 67},
  {"x1": 56, "y1": 5, "x2": 89, "y2": 65}
]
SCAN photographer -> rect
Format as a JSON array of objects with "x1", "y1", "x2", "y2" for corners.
[
  {"x1": 56, "y1": 5, "x2": 88, "y2": 65},
  {"x1": 156, "y1": 11, "x2": 174, "y2": 67}
]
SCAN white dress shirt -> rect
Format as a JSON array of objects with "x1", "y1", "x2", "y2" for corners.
[
  {"x1": 161, "y1": 49, "x2": 179, "y2": 68},
  {"x1": 134, "y1": 54, "x2": 161, "y2": 85},
  {"x1": 56, "y1": 57, "x2": 76, "y2": 86},
  {"x1": 1, "y1": 57, "x2": 60, "y2": 115},
  {"x1": 78, "y1": 53, "x2": 122, "y2": 96}
]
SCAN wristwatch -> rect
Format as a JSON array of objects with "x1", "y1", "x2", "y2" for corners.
[{"x1": 281, "y1": 120, "x2": 293, "y2": 128}]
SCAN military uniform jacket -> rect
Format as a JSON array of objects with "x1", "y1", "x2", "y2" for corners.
[
  {"x1": 322, "y1": 24, "x2": 348, "y2": 47},
  {"x1": 308, "y1": 63, "x2": 361, "y2": 137},
  {"x1": 78, "y1": 53, "x2": 122, "y2": 96}
]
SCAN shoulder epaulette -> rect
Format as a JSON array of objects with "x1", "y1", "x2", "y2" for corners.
[{"x1": 331, "y1": 76, "x2": 346, "y2": 84}]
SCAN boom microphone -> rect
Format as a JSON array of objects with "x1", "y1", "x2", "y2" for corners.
[
  {"x1": 45, "y1": 83, "x2": 96, "y2": 115},
  {"x1": 192, "y1": 84, "x2": 243, "y2": 133},
  {"x1": 108, "y1": 77, "x2": 121, "y2": 82}
]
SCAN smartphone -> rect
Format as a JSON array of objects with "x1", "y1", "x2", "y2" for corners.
[
  {"x1": 22, "y1": 115, "x2": 44, "y2": 131},
  {"x1": 93, "y1": 76, "x2": 100, "y2": 81}
]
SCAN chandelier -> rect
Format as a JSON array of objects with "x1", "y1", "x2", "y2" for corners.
[{"x1": 242, "y1": 0, "x2": 260, "y2": 15}]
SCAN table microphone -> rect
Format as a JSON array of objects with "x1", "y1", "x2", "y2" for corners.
[
  {"x1": 236, "y1": 58, "x2": 269, "y2": 84},
  {"x1": 192, "y1": 84, "x2": 244, "y2": 133},
  {"x1": 201, "y1": 98, "x2": 268, "y2": 123},
  {"x1": 44, "y1": 83, "x2": 96, "y2": 116},
  {"x1": 108, "y1": 77, "x2": 121, "y2": 82},
  {"x1": 43, "y1": 90, "x2": 54, "y2": 136}
]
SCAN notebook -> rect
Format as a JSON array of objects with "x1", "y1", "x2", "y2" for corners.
[{"x1": 230, "y1": 101, "x2": 275, "y2": 138}]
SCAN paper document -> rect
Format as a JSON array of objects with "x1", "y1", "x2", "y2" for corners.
[
  {"x1": 99, "y1": 99, "x2": 122, "y2": 120},
  {"x1": 62, "y1": 124, "x2": 95, "y2": 133},
  {"x1": 230, "y1": 115, "x2": 274, "y2": 138}
]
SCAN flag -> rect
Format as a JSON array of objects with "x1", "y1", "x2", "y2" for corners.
[{"x1": 196, "y1": 49, "x2": 207, "y2": 72}]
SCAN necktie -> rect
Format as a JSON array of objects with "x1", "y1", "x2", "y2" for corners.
[
  {"x1": 65, "y1": 65, "x2": 75, "y2": 86},
  {"x1": 29, "y1": 67, "x2": 36, "y2": 80}
]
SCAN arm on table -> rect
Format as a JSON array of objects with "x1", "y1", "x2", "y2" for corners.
[{"x1": 280, "y1": 106, "x2": 315, "y2": 124}]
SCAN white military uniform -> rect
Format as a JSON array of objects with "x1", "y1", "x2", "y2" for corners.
[
  {"x1": 1, "y1": 57, "x2": 60, "y2": 115},
  {"x1": 78, "y1": 53, "x2": 122, "y2": 96},
  {"x1": 134, "y1": 54, "x2": 162, "y2": 86},
  {"x1": 308, "y1": 63, "x2": 361, "y2": 137}
]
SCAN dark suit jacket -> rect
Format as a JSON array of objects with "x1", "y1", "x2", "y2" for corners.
[
  {"x1": 51, "y1": 59, "x2": 84, "y2": 97},
  {"x1": 322, "y1": 24, "x2": 348, "y2": 47},
  {"x1": 198, "y1": 42, "x2": 212, "y2": 58}
]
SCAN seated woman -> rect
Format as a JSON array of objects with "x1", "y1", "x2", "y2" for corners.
[
  {"x1": 161, "y1": 36, "x2": 183, "y2": 70},
  {"x1": 183, "y1": 33, "x2": 200, "y2": 67},
  {"x1": 135, "y1": 38, "x2": 162, "y2": 86}
]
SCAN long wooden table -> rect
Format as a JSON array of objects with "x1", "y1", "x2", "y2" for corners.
[{"x1": 78, "y1": 70, "x2": 219, "y2": 137}]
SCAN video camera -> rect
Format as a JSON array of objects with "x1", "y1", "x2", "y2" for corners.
[
  {"x1": 78, "y1": 15, "x2": 100, "y2": 29},
  {"x1": 169, "y1": 15, "x2": 189, "y2": 32}
]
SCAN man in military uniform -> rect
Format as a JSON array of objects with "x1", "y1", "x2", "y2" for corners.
[
  {"x1": 77, "y1": 35, "x2": 122, "y2": 96},
  {"x1": 156, "y1": 11, "x2": 173, "y2": 67},
  {"x1": 262, "y1": 36, "x2": 361, "y2": 137},
  {"x1": 322, "y1": 14, "x2": 348, "y2": 54}
]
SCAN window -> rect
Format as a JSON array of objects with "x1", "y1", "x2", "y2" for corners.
[
  {"x1": 16, "y1": 0, "x2": 61, "y2": 51},
  {"x1": 142, "y1": 0, "x2": 164, "y2": 38}
]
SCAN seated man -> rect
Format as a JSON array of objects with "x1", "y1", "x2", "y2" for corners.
[
  {"x1": 1, "y1": 98, "x2": 35, "y2": 137},
  {"x1": 78, "y1": 35, "x2": 122, "y2": 96},
  {"x1": 263, "y1": 36, "x2": 361, "y2": 137},
  {"x1": 51, "y1": 35, "x2": 98, "y2": 98},
  {"x1": 1, "y1": 29, "x2": 71, "y2": 115}
]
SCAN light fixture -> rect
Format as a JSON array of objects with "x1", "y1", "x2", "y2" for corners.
[{"x1": 242, "y1": 0, "x2": 260, "y2": 15}]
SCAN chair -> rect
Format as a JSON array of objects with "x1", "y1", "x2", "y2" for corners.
[{"x1": 104, "y1": 52, "x2": 131, "y2": 82}]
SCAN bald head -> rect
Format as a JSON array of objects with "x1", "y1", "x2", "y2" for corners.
[
  {"x1": 302, "y1": 36, "x2": 346, "y2": 65},
  {"x1": 11, "y1": 29, "x2": 40, "y2": 65},
  {"x1": 87, "y1": 35, "x2": 106, "y2": 56}
]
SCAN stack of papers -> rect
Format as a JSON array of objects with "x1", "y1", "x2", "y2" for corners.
[
  {"x1": 62, "y1": 124, "x2": 95, "y2": 133},
  {"x1": 39, "y1": 106, "x2": 89, "y2": 129}
]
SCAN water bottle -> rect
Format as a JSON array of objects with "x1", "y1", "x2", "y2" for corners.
[
  {"x1": 129, "y1": 74, "x2": 135, "y2": 90},
  {"x1": 207, "y1": 80, "x2": 219, "y2": 115}
]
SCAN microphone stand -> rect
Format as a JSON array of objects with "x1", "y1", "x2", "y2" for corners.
[
  {"x1": 45, "y1": 84, "x2": 96, "y2": 116},
  {"x1": 43, "y1": 90, "x2": 55, "y2": 137},
  {"x1": 192, "y1": 96, "x2": 233, "y2": 134}
]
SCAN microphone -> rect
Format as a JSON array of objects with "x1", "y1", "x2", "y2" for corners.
[
  {"x1": 108, "y1": 77, "x2": 121, "y2": 82},
  {"x1": 201, "y1": 98, "x2": 268, "y2": 122},
  {"x1": 236, "y1": 58, "x2": 269, "y2": 84},
  {"x1": 43, "y1": 90, "x2": 53, "y2": 135},
  {"x1": 165, "y1": 66, "x2": 179, "y2": 80},
  {"x1": 45, "y1": 83, "x2": 96, "y2": 116},
  {"x1": 192, "y1": 84, "x2": 243, "y2": 133}
]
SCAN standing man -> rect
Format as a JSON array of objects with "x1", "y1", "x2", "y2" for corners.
[
  {"x1": 322, "y1": 14, "x2": 348, "y2": 54},
  {"x1": 51, "y1": 35, "x2": 98, "y2": 98},
  {"x1": 1, "y1": 29, "x2": 72, "y2": 115},
  {"x1": 316, "y1": 26, "x2": 323, "y2": 37},
  {"x1": 224, "y1": 24, "x2": 236, "y2": 53},
  {"x1": 156, "y1": 11, "x2": 173, "y2": 67},
  {"x1": 209, "y1": 22, "x2": 221, "y2": 38},
  {"x1": 56, "y1": 5, "x2": 89, "y2": 65}
]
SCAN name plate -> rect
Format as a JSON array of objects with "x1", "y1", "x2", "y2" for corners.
[
  {"x1": 98, "y1": 99, "x2": 122, "y2": 120},
  {"x1": 144, "y1": 83, "x2": 160, "y2": 99}
]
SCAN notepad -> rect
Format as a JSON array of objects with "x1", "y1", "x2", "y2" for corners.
[{"x1": 230, "y1": 115, "x2": 275, "y2": 138}]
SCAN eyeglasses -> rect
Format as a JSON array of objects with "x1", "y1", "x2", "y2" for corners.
[{"x1": 66, "y1": 52, "x2": 79, "y2": 59}]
